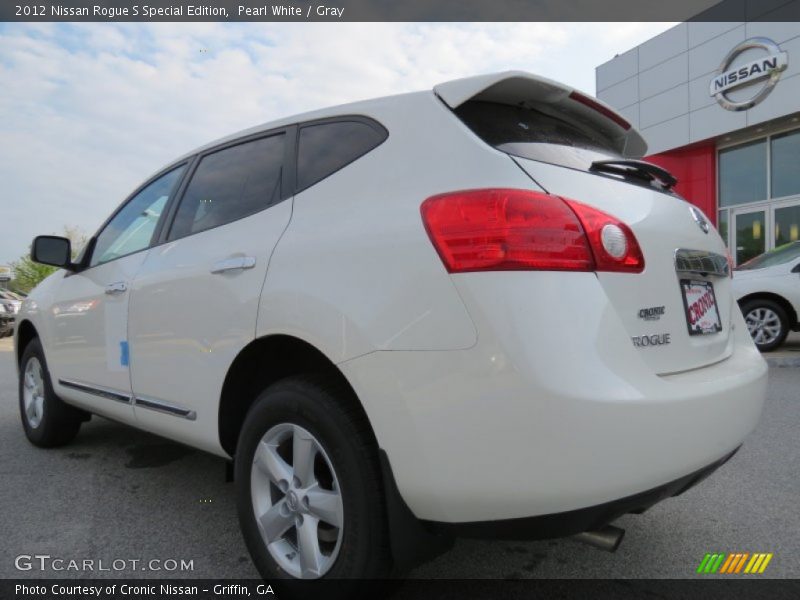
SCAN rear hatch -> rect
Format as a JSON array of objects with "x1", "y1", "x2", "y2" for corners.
[{"x1": 436, "y1": 72, "x2": 733, "y2": 374}]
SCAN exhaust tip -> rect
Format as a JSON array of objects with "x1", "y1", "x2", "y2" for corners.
[{"x1": 572, "y1": 524, "x2": 625, "y2": 552}]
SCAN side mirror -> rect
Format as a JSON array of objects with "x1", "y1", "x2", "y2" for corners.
[
  {"x1": 31, "y1": 236, "x2": 74, "y2": 270},
  {"x1": 792, "y1": 262, "x2": 800, "y2": 274}
]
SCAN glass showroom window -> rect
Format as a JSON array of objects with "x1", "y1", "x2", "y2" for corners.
[
  {"x1": 771, "y1": 129, "x2": 800, "y2": 199},
  {"x1": 774, "y1": 205, "x2": 800, "y2": 247},
  {"x1": 718, "y1": 139, "x2": 767, "y2": 207}
]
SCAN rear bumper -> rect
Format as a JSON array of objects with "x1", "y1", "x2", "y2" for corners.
[
  {"x1": 427, "y1": 447, "x2": 739, "y2": 539},
  {"x1": 340, "y1": 272, "x2": 767, "y2": 523}
]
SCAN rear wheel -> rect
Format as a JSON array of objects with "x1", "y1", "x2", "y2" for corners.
[
  {"x1": 741, "y1": 299, "x2": 789, "y2": 352},
  {"x1": 235, "y1": 375, "x2": 389, "y2": 590},
  {"x1": 18, "y1": 338, "x2": 84, "y2": 447}
]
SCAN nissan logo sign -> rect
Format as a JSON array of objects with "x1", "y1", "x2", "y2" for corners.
[{"x1": 710, "y1": 37, "x2": 788, "y2": 111}]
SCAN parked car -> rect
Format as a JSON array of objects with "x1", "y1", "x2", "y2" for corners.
[
  {"x1": 15, "y1": 71, "x2": 767, "y2": 586},
  {"x1": 733, "y1": 241, "x2": 800, "y2": 351},
  {"x1": 0, "y1": 290, "x2": 22, "y2": 337}
]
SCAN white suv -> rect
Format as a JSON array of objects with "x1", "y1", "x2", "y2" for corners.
[{"x1": 16, "y1": 71, "x2": 767, "y2": 583}]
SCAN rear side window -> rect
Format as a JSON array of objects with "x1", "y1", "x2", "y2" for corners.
[
  {"x1": 296, "y1": 120, "x2": 386, "y2": 192},
  {"x1": 168, "y1": 133, "x2": 285, "y2": 240},
  {"x1": 454, "y1": 100, "x2": 620, "y2": 171}
]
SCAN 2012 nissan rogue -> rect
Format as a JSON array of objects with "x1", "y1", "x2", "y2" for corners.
[{"x1": 15, "y1": 71, "x2": 767, "y2": 583}]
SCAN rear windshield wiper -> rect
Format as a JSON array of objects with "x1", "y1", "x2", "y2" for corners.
[{"x1": 589, "y1": 159, "x2": 677, "y2": 191}]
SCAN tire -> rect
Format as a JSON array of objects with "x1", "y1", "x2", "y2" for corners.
[
  {"x1": 741, "y1": 299, "x2": 789, "y2": 352},
  {"x1": 18, "y1": 338, "x2": 83, "y2": 447},
  {"x1": 235, "y1": 375, "x2": 390, "y2": 592}
]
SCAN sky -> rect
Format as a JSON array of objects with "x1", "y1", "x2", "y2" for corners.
[{"x1": 0, "y1": 22, "x2": 674, "y2": 266}]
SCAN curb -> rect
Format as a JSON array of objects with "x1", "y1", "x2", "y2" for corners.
[{"x1": 765, "y1": 356, "x2": 800, "y2": 368}]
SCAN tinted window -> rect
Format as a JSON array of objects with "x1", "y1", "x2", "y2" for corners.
[
  {"x1": 718, "y1": 140, "x2": 767, "y2": 207},
  {"x1": 771, "y1": 129, "x2": 800, "y2": 199},
  {"x1": 454, "y1": 101, "x2": 621, "y2": 171},
  {"x1": 297, "y1": 120, "x2": 386, "y2": 191},
  {"x1": 454, "y1": 101, "x2": 679, "y2": 193},
  {"x1": 169, "y1": 134, "x2": 285, "y2": 240},
  {"x1": 91, "y1": 166, "x2": 185, "y2": 267}
]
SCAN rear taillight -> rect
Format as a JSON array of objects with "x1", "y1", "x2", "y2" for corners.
[
  {"x1": 563, "y1": 199, "x2": 644, "y2": 273},
  {"x1": 420, "y1": 188, "x2": 644, "y2": 274}
]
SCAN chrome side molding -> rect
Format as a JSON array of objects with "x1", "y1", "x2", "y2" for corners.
[
  {"x1": 58, "y1": 379, "x2": 132, "y2": 404},
  {"x1": 674, "y1": 248, "x2": 730, "y2": 278},
  {"x1": 58, "y1": 379, "x2": 195, "y2": 420},
  {"x1": 134, "y1": 395, "x2": 197, "y2": 420}
]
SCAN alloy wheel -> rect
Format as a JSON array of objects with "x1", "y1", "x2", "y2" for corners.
[
  {"x1": 745, "y1": 307, "x2": 782, "y2": 347},
  {"x1": 250, "y1": 423, "x2": 344, "y2": 579},
  {"x1": 22, "y1": 357, "x2": 45, "y2": 428}
]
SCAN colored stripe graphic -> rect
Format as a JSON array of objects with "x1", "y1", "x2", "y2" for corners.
[
  {"x1": 719, "y1": 554, "x2": 735, "y2": 574},
  {"x1": 746, "y1": 554, "x2": 762, "y2": 573},
  {"x1": 710, "y1": 554, "x2": 726, "y2": 573},
  {"x1": 734, "y1": 553, "x2": 749, "y2": 573},
  {"x1": 758, "y1": 554, "x2": 773, "y2": 573},
  {"x1": 700, "y1": 552, "x2": 773, "y2": 574},
  {"x1": 698, "y1": 553, "x2": 726, "y2": 573},
  {"x1": 697, "y1": 554, "x2": 712, "y2": 573}
]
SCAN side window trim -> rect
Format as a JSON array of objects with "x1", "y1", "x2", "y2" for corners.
[
  {"x1": 294, "y1": 115, "x2": 389, "y2": 195},
  {"x1": 155, "y1": 154, "x2": 201, "y2": 246},
  {"x1": 159, "y1": 126, "x2": 295, "y2": 244},
  {"x1": 82, "y1": 161, "x2": 191, "y2": 271},
  {"x1": 151, "y1": 154, "x2": 200, "y2": 246}
]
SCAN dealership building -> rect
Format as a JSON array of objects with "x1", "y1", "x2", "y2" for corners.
[{"x1": 596, "y1": 22, "x2": 800, "y2": 266}]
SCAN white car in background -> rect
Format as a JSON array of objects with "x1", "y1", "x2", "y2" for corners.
[
  {"x1": 733, "y1": 241, "x2": 800, "y2": 351},
  {"x1": 15, "y1": 71, "x2": 767, "y2": 587}
]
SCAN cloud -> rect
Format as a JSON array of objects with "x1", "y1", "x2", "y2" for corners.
[{"x1": 0, "y1": 22, "x2": 673, "y2": 265}]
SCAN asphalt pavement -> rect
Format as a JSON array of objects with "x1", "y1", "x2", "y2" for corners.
[{"x1": 0, "y1": 336, "x2": 797, "y2": 579}]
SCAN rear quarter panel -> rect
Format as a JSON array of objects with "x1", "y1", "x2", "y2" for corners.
[{"x1": 256, "y1": 92, "x2": 542, "y2": 362}]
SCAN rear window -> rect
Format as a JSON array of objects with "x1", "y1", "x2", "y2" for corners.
[
  {"x1": 455, "y1": 100, "x2": 622, "y2": 171},
  {"x1": 296, "y1": 120, "x2": 387, "y2": 192},
  {"x1": 455, "y1": 100, "x2": 679, "y2": 193}
]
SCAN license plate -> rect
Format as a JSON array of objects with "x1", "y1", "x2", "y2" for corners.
[{"x1": 680, "y1": 279, "x2": 722, "y2": 336}]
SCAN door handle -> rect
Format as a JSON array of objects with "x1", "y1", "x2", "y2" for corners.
[
  {"x1": 210, "y1": 256, "x2": 256, "y2": 274},
  {"x1": 105, "y1": 281, "x2": 128, "y2": 295}
]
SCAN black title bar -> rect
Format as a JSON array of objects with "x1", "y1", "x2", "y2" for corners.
[
  {"x1": 3, "y1": 579, "x2": 800, "y2": 600},
  {"x1": 2, "y1": 0, "x2": 800, "y2": 22}
]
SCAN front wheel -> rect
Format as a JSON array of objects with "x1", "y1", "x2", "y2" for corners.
[
  {"x1": 741, "y1": 299, "x2": 789, "y2": 352},
  {"x1": 18, "y1": 338, "x2": 84, "y2": 447},
  {"x1": 235, "y1": 375, "x2": 390, "y2": 588}
]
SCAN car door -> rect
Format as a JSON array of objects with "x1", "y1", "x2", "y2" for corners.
[
  {"x1": 46, "y1": 165, "x2": 187, "y2": 422},
  {"x1": 127, "y1": 129, "x2": 294, "y2": 455}
]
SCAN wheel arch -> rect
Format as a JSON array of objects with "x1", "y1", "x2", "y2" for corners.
[
  {"x1": 217, "y1": 334, "x2": 378, "y2": 457},
  {"x1": 15, "y1": 319, "x2": 40, "y2": 367},
  {"x1": 738, "y1": 292, "x2": 798, "y2": 328},
  {"x1": 218, "y1": 333, "x2": 450, "y2": 571}
]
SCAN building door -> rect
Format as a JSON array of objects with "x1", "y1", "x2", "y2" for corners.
[
  {"x1": 732, "y1": 205, "x2": 769, "y2": 266},
  {"x1": 772, "y1": 200, "x2": 800, "y2": 249}
]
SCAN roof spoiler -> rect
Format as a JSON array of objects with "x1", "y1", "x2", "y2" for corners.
[{"x1": 434, "y1": 71, "x2": 647, "y2": 158}]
